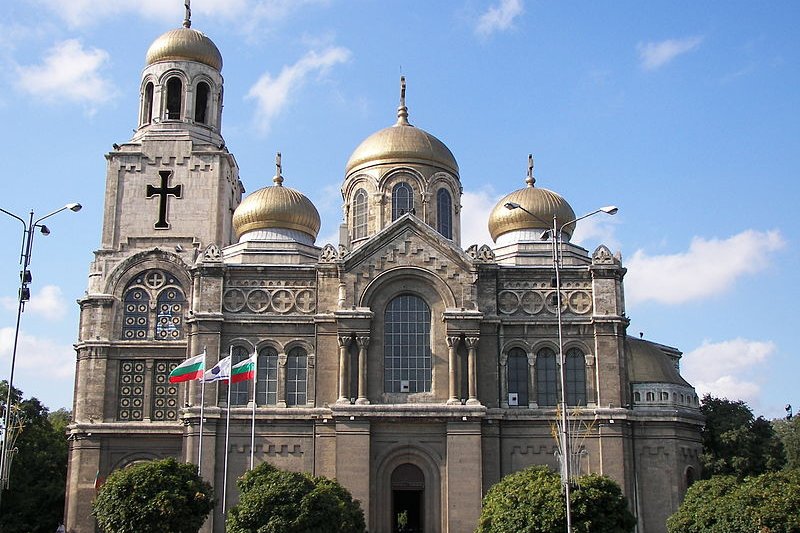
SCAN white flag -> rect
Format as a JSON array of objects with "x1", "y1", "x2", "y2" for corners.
[{"x1": 203, "y1": 355, "x2": 232, "y2": 383}]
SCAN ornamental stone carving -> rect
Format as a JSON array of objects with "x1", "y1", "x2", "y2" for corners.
[
  {"x1": 222, "y1": 279, "x2": 317, "y2": 314},
  {"x1": 319, "y1": 244, "x2": 337, "y2": 262},
  {"x1": 497, "y1": 282, "x2": 593, "y2": 316}
]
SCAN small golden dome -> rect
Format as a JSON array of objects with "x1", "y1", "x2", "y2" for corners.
[
  {"x1": 145, "y1": 27, "x2": 223, "y2": 71},
  {"x1": 232, "y1": 155, "x2": 321, "y2": 240},
  {"x1": 488, "y1": 156, "x2": 576, "y2": 242},
  {"x1": 345, "y1": 77, "x2": 459, "y2": 176}
]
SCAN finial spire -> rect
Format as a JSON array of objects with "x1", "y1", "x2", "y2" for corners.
[
  {"x1": 396, "y1": 76, "x2": 409, "y2": 125},
  {"x1": 273, "y1": 152, "x2": 284, "y2": 186},
  {"x1": 183, "y1": 0, "x2": 192, "y2": 28},
  {"x1": 526, "y1": 154, "x2": 536, "y2": 187}
]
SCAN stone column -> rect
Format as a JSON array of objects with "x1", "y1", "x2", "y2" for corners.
[
  {"x1": 277, "y1": 353, "x2": 287, "y2": 407},
  {"x1": 465, "y1": 336, "x2": 480, "y2": 405},
  {"x1": 356, "y1": 336, "x2": 370, "y2": 404},
  {"x1": 446, "y1": 336, "x2": 461, "y2": 404},
  {"x1": 337, "y1": 335, "x2": 352, "y2": 403}
]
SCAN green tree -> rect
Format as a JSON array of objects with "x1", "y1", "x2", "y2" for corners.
[
  {"x1": 700, "y1": 394, "x2": 785, "y2": 478},
  {"x1": 226, "y1": 462, "x2": 366, "y2": 533},
  {"x1": 477, "y1": 465, "x2": 635, "y2": 533},
  {"x1": 773, "y1": 415, "x2": 800, "y2": 470},
  {"x1": 92, "y1": 457, "x2": 214, "y2": 533},
  {"x1": 0, "y1": 382, "x2": 69, "y2": 533},
  {"x1": 667, "y1": 469, "x2": 800, "y2": 533}
]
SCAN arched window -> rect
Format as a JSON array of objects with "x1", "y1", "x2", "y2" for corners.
[
  {"x1": 166, "y1": 77, "x2": 183, "y2": 120},
  {"x1": 392, "y1": 182, "x2": 413, "y2": 221},
  {"x1": 353, "y1": 188, "x2": 368, "y2": 240},
  {"x1": 536, "y1": 347, "x2": 558, "y2": 406},
  {"x1": 122, "y1": 288, "x2": 150, "y2": 340},
  {"x1": 195, "y1": 81, "x2": 210, "y2": 124},
  {"x1": 230, "y1": 346, "x2": 251, "y2": 406},
  {"x1": 634, "y1": 391, "x2": 642, "y2": 402},
  {"x1": 256, "y1": 346, "x2": 278, "y2": 405},
  {"x1": 155, "y1": 288, "x2": 185, "y2": 340},
  {"x1": 384, "y1": 294, "x2": 432, "y2": 393},
  {"x1": 565, "y1": 347, "x2": 586, "y2": 406},
  {"x1": 436, "y1": 188, "x2": 452, "y2": 239},
  {"x1": 142, "y1": 82, "x2": 154, "y2": 125},
  {"x1": 286, "y1": 347, "x2": 307, "y2": 406},
  {"x1": 507, "y1": 347, "x2": 529, "y2": 406}
]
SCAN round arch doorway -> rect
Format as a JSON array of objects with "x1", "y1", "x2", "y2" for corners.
[{"x1": 391, "y1": 463, "x2": 424, "y2": 533}]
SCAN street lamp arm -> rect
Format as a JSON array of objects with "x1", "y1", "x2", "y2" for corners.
[
  {"x1": 0, "y1": 208, "x2": 27, "y2": 227},
  {"x1": 558, "y1": 205, "x2": 618, "y2": 235},
  {"x1": 33, "y1": 203, "x2": 82, "y2": 226}
]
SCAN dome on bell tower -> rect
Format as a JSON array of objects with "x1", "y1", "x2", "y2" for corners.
[
  {"x1": 345, "y1": 78, "x2": 458, "y2": 176},
  {"x1": 145, "y1": 8, "x2": 222, "y2": 71},
  {"x1": 488, "y1": 155, "x2": 576, "y2": 242},
  {"x1": 232, "y1": 154, "x2": 321, "y2": 242}
]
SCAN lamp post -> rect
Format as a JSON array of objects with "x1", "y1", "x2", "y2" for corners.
[
  {"x1": 0, "y1": 203, "x2": 82, "y2": 498},
  {"x1": 504, "y1": 201, "x2": 617, "y2": 533}
]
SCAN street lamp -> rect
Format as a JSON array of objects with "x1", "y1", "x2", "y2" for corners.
[
  {"x1": 505, "y1": 201, "x2": 617, "y2": 533},
  {"x1": 0, "y1": 203, "x2": 82, "y2": 496}
]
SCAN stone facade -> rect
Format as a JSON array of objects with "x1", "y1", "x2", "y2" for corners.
[{"x1": 64, "y1": 19, "x2": 703, "y2": 533}]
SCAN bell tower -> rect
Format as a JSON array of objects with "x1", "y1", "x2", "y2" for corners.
[{"x1": 92, "y1": 4, "x2": 241, "y2": 288}]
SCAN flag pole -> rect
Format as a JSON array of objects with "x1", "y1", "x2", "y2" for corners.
[
  {"x1": 222, "y1": 345, "x2": 233, "y2": 515},
  {"x1": 197, "y1": 346, "x2": 206, "y2": 476},
  {"x1": 250, "y1": 351, "x2": 257, "y2": 470}
]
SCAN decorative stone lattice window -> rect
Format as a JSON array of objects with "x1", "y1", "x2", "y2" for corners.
[
  {"x1": 121, "y1": 269, "x2": 185, "y2": 341},
  {"x1": 118, "y1": 360, "x2": 146, "y2": 421},
  {"x1": 151, "y1": 360, "x2": 179, "y2": 421}
]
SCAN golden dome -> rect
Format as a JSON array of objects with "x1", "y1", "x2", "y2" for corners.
[
  {"x1": 232, "y1": 155, "x2": 321, "y2": 240},
  {"x1": 145, "y1": 26, "x2": 222, "y2": 71},
  {"x1": 488, "y1": 157, "x2": 576, "y2": 242},
  {"x1": 345, "y1": 77, "x2": 459, "y2": 176}
]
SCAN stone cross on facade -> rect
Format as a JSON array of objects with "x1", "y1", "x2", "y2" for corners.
[{"x1": 146, "y1": 170, "x2": 183, "y2": 229}]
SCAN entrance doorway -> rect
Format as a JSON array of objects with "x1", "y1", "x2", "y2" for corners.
[{"x1": 391, "y1": 463, "x2": 424, "y2": 533}]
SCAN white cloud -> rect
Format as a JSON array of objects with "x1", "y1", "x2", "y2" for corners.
[
  {"x1": 246, "y1": 46, "x2": 351, "y2": 133},
  {"x1": 15, "y1": 39, "x2": 116, "y2": 109},
  {"x1": 26, "y1": 285, "x2": 69, "y2": 320},
  {"x1": 475, "y1": 0, "x2": 524, "y2": 37},
  {"x1": 637, "y1": 36, "x2": 703, "y2": 71},
  {"x1": 460, "y1": 188, "x2": 500, "y2": 247},
  {"x1": 37, "y1": 0, "x2": 327, "y2": 31},
  {"x1": 0, "y1": 327, "x2": 75, "y2": 381},
  {"x1": 682, "y1": 338, "x2": 776, "y2": 405},
  {"x1": 571, "y1": 215, "x2": 620, "y2": 253},
  {"x1": 625, "y1": 229, "x2": 784, "y2": 305}
]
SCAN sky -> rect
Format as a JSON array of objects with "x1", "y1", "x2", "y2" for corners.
[{"x1": 0, "y1": 1, "x2": 797, "y2": 418}]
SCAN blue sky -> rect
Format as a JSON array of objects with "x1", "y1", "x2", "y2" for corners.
[{"x1": 0, "y1": 1, "x2": 797, "y2": 417}]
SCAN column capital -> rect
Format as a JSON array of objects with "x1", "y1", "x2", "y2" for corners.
[
  {"x1": 446, "y1": 335, "x2": 461, "y2": 348},
  {"x1": 356, "y1": 336, "x2": 370, "y2": 349},
  {"x1": 464, "y1": 336, "x2": 480, "y2": 349},
  {"x1": 338, "y1": 335, "x2": 353, "y2": 348}
]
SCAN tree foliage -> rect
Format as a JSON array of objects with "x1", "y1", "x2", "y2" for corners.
[
  {"x1": 773, "y1": 415, "x2": 800, "y2": 470},
  {"x1": 226, "y1": 462, "x2": 366, "y2": 533},
  {"x1": 667, "y1": 469, "x2": 800, "y2": 533},
  {"x1": 477, "y1": 466, "x2": 635, "y2": 533},
  {"x1": 92, "y1": 457, "x2": 214, "y2": 533},
  {"x1": 0, "y1": 382, "x2": 69, "y2": 533},
  {"x1": 700, "y1": 394, "x2": 785, "y2": 478}
]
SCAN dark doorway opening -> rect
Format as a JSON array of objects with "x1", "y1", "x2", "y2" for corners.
[
  {"x1": 393, "y1": 489, "x2": 422, "y2": 533},
  {"x1": 391, "y1": 463, "x2": 424, "y2": 532}
]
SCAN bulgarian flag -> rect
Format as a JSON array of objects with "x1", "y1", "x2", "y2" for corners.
[
  {"x1": 168, "y1": 353, "x2": 205, "y2": 383},
  {"x1": 231, "y1": 353, "x2": 257, "y2": 383}
]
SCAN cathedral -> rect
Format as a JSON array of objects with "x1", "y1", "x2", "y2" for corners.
[{"x1": 65, "y1": 12, "x2": 703, "y2": 533}]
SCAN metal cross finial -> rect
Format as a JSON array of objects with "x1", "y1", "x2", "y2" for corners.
[
  {"x1": 183, "y1": 0, "x2": 192, "y2": 28},
  {"x1": 396, "y1": 76, "x2": 409, "y2": 125},
  {"x1": 526, "y1": 154, "x2": 536, "y2": 187},
  {"x1": 273, "y1": 152, "x2": 284, "y2": 186}
]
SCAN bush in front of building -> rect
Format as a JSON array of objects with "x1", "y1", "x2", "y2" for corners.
[
  {"x1": 226, "y1": 462, "x2": 366, "y2": 533},
  {"x1": 91, "y1": 457, "x2": 214, "y2": 533},
  {"x1": 477, "y1": 465, "x2": 635, "y2": 533},
  {"x1": 667, "y1": 469, "x2": 800, "y2": 533}
]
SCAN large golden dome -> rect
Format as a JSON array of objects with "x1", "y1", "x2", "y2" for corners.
[
  {"x1": 232, "y1": 157, "x2": 320, "y2": 240},
  {"x1": 145, "y1": 26, "x2": 222, "y2": 71},
  {"x1": 488, "y1": 160, "x2": 576, "y2": 242},
  {"x1": 345, "y1": 78, "x2": 459, "y2": 176}
]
